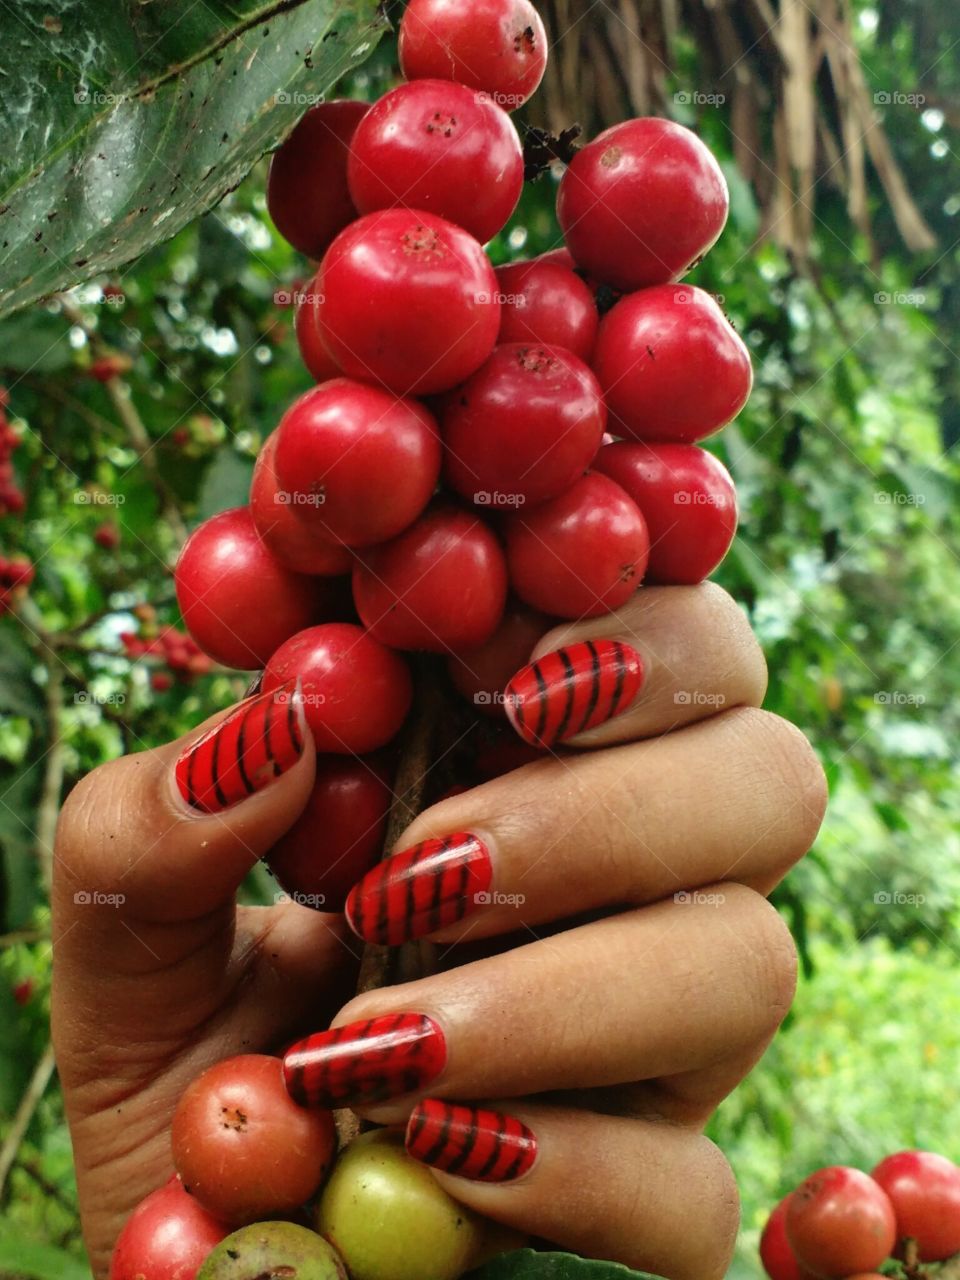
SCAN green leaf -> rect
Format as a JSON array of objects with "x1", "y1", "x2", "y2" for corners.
[
  {"x1": 0, "y1": 0, "x2": 388, "y2": 317},
  {"x1": 0, "y1": 630, "x2": 44, "y2": 720},
  {"x1": 0, "y1": 1232, "x2": 91, "y2": 1280},
  {"x1": 466, "y1": 1251, "x2": 664, "y2": 1280},
  {"x1": 196, "y1": 447, "x2": 255, "y2": 520}
]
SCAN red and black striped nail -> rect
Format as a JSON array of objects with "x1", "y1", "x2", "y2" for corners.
[
  {"x1": 345, "y1": 833, "x2": 492, "y2": 945},
  {"x1": 504, "y1": 638, "x2": 644, "y2": 748},
  {"x1": 406, "y1": 1099, "x2": 537, "y2": 1183},
  {"x1": 175, "y1": 681, "x2": 304, "y2": 813},
  {"x1": 282, "y1": 1012, "x2": 446, "y2": 1109}
]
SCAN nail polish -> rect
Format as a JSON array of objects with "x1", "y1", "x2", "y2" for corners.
[
  {"x1": 346, "y1": 833, "x2": 492, "y2": 945},
  {"x1": 175, "y1": 682, "x2": 304, "y2": 813},
  {"x1": 504, "y1": 638, "x2": 644, "y2": 748},
  {"x1": 283, "y1": 1012, "x2": 446, "y2": 1109},
  {"x1": 406, "y1": 1099, "x2": 537, "y2": 1182}
]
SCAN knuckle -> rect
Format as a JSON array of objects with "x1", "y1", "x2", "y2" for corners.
[
  {"x1": 727, "y1": 884, "x2": 799, "y2": 1030},
  {"x1": 683, "y1": 1137, "x2": 740, "y2": 1280},
  {"x1": 702, "y1": 583, "x2": 768, "y2": 704},
  {"x1": 731, "y1": 707, "x2": 828, "y2": 851}
]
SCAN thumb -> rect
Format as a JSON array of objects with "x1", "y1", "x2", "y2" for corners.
[{"x1": 54, "y1": 682, "x2": 316, "y2": 927}]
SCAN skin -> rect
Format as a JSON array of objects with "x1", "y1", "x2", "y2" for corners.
[{"x1": 52, "y1": 584, "x2": 826, "y2": 1280}]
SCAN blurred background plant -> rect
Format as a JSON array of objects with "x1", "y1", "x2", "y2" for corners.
[{"x1": 0, "y1": 1, "x2": 957, "y2": 1276}]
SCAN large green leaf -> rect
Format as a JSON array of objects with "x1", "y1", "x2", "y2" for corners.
[
  {"x1": 467, "y1": 1251, "x2": 663, "y2": 1280},
  {"x1": 0, "y1": 1232, "x2": 91, "y2": 1280},
  {"x1": 0, "y1": 0, "x2": 388, "y2": 317}
]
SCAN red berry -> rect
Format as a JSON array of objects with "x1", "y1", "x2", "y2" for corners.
[
  {"x1": 504, "y1": 472, "x2": 648, "y2": 619},
  {"x1": 88, "y1": 353, "x2": 133, "y2": 383},
  {"x1": 348, "y1": 80, "x2": 523, "y2": 244},
  {"x1": 494, "y1": 259, "x2": 599, "y2": 360},
  {"x1": 94, "y1": 522, "x2": 121, "y2": 550},
  {"x1": 5, "y1": 558, "x2": 34, "y2": 588},
  {"x1": 109, "y1": 1177, "x2": 230, "y2": 1280},
  {"x1": 175, "y1": 507, "x2": 328, "y2": 669},
  {"x1": 594, "y1": 442, "x2": 737, "y2": 583},
  {"x1": 592, "y1": 285, "x2": 752, "y2": 443},
  {"x1": 447, "y1": 603, "x2": 546, "y2": 715},
  {"x1": 266, "y1": 100, "x2": 369, "y2": 258},
  {"x1": 787, "y1": 1166, "x2": 896, "y2": 1278},
  {"x1": 399, "y1": 0, "x2": 548, "y2": 109},
  {"x1": 151, "y1": 672, "x2": 173, "y2": 693},
  {"x1": 250, "y1": 434, "x2": 353, "y2": 577},
  {"x1": 172, "y1": 1055, "x2": 335, "y2": 1225},
  {"x1": 440, "y1": 343, "x2": 606, "y2": 507},
  {"x1": 760, "y1": 1195, "x2": 811, "y2": 1280},
  {"x1": 263, "y1": 623, "x2": 412, "y2": 753},
  {"x1": 12, "y1": 978, "x2": 34, "y2": 1007},
  {"x1": 352, "y1": 505, "x2": 508, "y2": 652},
  {"x1": 317, "y1": 209, "x2": 500, "y2": 396},
  {"x1": 294, "y1": 276, "x2": 340, "y2": 382},
  {"x1": 266, "y1": 754, "x2": 393, "y2": 910},
  {"x1": 557, "y1": 117, "x2": 729, "y2": 291},
  {"x1": 871, "y1": 1150, "x2": 960, "y2": 1261},
  {"x1": 274, "y1": 379, "x2": 441, "y2": 548}
]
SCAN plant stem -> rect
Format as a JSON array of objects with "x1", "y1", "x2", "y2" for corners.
[{"x1": 0, "y1": 1042, "x2": 56, "y2": 1204}]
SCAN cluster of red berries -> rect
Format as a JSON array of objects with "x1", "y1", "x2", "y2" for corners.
[
  {"x1": 175, "y1": 0, "x2": 746, "y2": 820},
  {"x1": 0, "y1": 388, "x2": 25, "y2": 518},
  {"x1": 761, "y1": 1153, "x2": 960, "y2": 1278},
  {"x1": 121, "y1": 614, "x2": 213, "y2": 689}
]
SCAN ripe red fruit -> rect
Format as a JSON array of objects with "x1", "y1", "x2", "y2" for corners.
[
  {"x1": 494, "y1": 259, "x2": 599, "y2": 360},
  {"x1": 12, "y1": 978, "x2": 34, "y2": 1007},
  {"x1": 447, "y1": 603, "x2": 546, "y2": 715},
  {"x1": 93, "y1": 522, "x2": 121, "y2": 550},
  {"x1": 787, "y1": 1166, "x2": 896, "y2": 1278},
  {"x1": 440, "y1": 343, "x2": 606, "y2": 508},
  {"x1": 504, "y1": 472, "x2": 649, "y2": 619},
  {"x1": 267, "y1": 100, "x2": 369, "y2": 258},
  {"x1": 592, "y1": 285, "x2": 752, "y2": 443},
  {"x1": 175, "y1": 507, "x2": 327, "y2": 669},
  {"x1": 263, "y1": 623, "x2": 412, "y2": 753},
  {"x1": 151, "y1": 671, "x2": 173, "y2": 693},
  {"x1": 557, "y1": 117, "x2": 729, "y2": 291},
  {"x1": 273, "y1": 379, "x2": 441, "y2": 548},
  {"x1": 172, "y1": 1055, "x2": 335, "y2": 1225},
  {"x1": 266, "y1": 755, "x2": 393, "y2": 910},
  {"x1": 317, "y1": 209, "x2": 500, "y2": 396},
  {"x1": 353, "y1": 505, "x2": 508, "y2": 653},
  {"x1": 294, "y1": 277, "x2": 340, "y2": 383},
  {"x1": 594, "y1": 442, "x2": 737, "y2": 584},
  {"x1": 348, "y1": 80, "x2": 523, "y2": 245},
  {"x1": 109, "y1": 1176, "x2": 230, "y2": 1280},
  {"x1": 89, "y1": 353, "x2": 133, "y2": 383},
  {"x1": 399, "y1": 0, "x2": 547, "y2": 109},
  {"x1": 760, "y1": 1195, "x2": 811, "y2": 1280},
  {"x1": 250, "y1": 434, "x2": 353, "y2": 577},
  {"x1": 871, "y1": 1150, "x2": 960, "y2": 1261}
]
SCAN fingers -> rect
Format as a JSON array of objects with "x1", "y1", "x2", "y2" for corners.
[
  {"x1": 405, "y1": 1100, "x2": 739, "y2": 1280},
  {"x1": 504, "y1": 583, "x2": 767, "y2": 749},
  {"x1": 284, "y1": 884, "x2": 796, "y2": 1113},
  {"x1": 344, "y1": 706, "x2": 826, "y2": 945},
  {"x1": 53, "y1": 684, "x2": 316, "y2": 929}
]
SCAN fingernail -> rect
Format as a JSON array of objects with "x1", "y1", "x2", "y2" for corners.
[
  {"x1": 175, "y1": 681, "x2": 305, "y2": 813},
  {"x1": 504, "y1": 638, "x2": 644, "y2": 748},
  {"x1": 282, "y1": 1012, "x2": 446, "y2": 1109},
  {"x1": 345, "y1": 833, "x2": 492, "y2": 945},
  {"x1": 406, "y1": 1099, "x2": 537, "y2": 1182}
]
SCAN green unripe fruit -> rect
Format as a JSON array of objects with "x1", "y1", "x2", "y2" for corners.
[
  {"x1": 316, "y1": 1129, "x2": 484, "y2": 1280},
  {"x1": 197, "y1": 1221, "x2": 347, "y2": 1279}
]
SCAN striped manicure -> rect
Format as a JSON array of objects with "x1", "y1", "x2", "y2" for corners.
[
  {"x1": 346, "y1": 833, "x2": 492, "y2": 945},
  {"x1": 282, "y1": 1012, "x2": 446, "y2": 1109},
  {"x1": 406, "y1": 1099, "x2": 537, "y2": 1183},
  {"x1": 504, "y1": 638, "x2": 644, "y2": 748},
  {"x1": 175, "y1": 681, "x2": 304, "y2": 813}
]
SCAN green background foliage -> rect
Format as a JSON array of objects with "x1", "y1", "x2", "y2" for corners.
[{"x1": 0, "y1": 0, "x2": 958, "y2": 1277}]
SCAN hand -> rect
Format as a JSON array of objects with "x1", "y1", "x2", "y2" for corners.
[{"x1": 53, "y1": 584, "x2": 825, "y2": 1280}]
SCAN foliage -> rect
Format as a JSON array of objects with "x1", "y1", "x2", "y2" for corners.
[{"x1": 0, "y1": 0, "x2": 957, "y2": 1277}]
